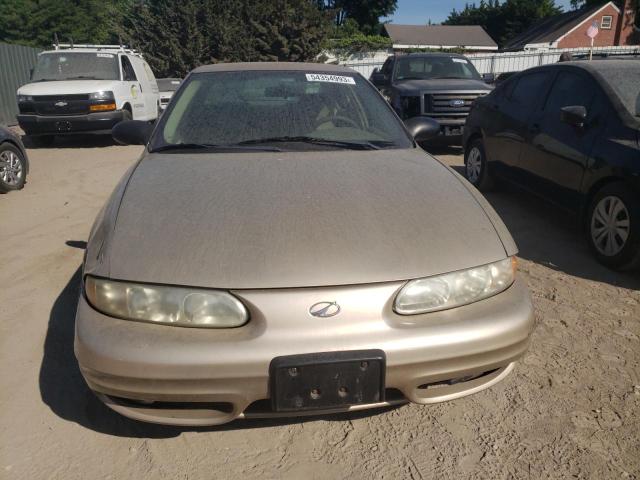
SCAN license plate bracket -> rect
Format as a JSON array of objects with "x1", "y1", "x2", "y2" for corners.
[{"x1": 270, "y1": 350, "x2": 386, "y2": 412}]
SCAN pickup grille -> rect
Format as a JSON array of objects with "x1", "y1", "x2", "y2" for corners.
[
  {"x1": 32, "y1": 94, "x2": 91, "y2": 116},
  {"x1": 424, "y1": 92, "x2": 488, "y2": 116}
]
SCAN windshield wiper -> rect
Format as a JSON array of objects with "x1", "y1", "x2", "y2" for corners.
[
  {"x1": 237, "y1": 136, "x2": 382, "y2": 150},
  {"x1": 33, "y1": 78, "x2": 58, "y2": 82},
  {"x1": 150, "y1": 142, "x2": 282, "y2": 153},
  {"x1": 431, "y1": 76, "x2": 468, "y2": 80}
]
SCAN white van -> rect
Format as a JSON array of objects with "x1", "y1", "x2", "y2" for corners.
[{"x1": 16, "y1": 44, "x2": 159, "y2": 145}]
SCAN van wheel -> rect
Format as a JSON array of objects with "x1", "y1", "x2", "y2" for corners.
[
  {"x1": 28, "y1": 135, "x2": 55, "y2": 148},
  {"x1": 587, "y1": 183, "x2": 640, "y2": 270},
  {"x1": 464, "y1": 137, "x2": 495, "y2": 191},
  {"x1": 122, "y1": 109, "x2": 132, "y2": 122},
  {"x1": 0, "y1": 143, "x2": 27, "y2": 193}
]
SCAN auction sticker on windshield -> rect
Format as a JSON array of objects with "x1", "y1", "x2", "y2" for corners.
[{"x1": 306, "y1": 74, "x2": 356, "y2": 85}]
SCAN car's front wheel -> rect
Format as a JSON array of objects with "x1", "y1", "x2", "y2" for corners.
[
  {"x1": 0, "y1": 143, "x2": 27, "y2": 193},
  {"x1": 464, "y1": 137, "x2": 494, "y2": 191},
  {"x1": 588, "y1": 183, "x2": 640, "y2": 270}
]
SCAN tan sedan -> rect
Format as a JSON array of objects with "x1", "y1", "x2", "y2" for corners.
[{"x1": 75, "y1": 63, "x2": 534, "y2": 426}]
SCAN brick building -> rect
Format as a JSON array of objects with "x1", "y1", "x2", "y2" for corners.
[{"x1": 505, "y1": 0, "x2": 638, "y2": 50}]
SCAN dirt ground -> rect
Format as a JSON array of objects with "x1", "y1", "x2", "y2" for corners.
[{"x1": 1, "y1": 136, "x2": 638, "y2": 480}]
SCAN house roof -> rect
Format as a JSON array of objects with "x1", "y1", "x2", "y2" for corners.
[
  {"x1": 504, "y1": 1, "x2": 619, "y2": 49},
  {"x1": 383, "y1": 24, "x2": 498, "y2": 48}
]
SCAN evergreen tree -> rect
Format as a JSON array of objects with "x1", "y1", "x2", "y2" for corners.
[
  {"x1": 316, "y1": 0, "x2": 397, "y2": 34},
  {"x1": 0, "y1": 0, "x2": 124, "y2": 47}
]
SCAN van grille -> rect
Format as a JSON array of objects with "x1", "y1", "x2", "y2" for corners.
[
  {"x1": 424, "y1": 92, "x2": 488, "y2": 116},
  {"x1": 32, "y1": 94, "x2": 91, "y2": 116}
]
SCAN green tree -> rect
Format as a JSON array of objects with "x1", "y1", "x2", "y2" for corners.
[
  {"x1": 316, "y1": 0, "x2": 397, "y2": 34},
  {"x1": 444, "y1": 0, "x2": 563, "y2": 46},
  {"x1": 0, "y1": 0, "x2": 124, "y2": 47},
  {"x1": 121, "y1": 0, "x2": 333, "y2": 77}
]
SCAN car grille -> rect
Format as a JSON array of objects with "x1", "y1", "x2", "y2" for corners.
[
  {"x1": 32, "y1": 94, "x2": 91, "y2": 116},
  {"x1": 423, "y1": 92, "x2": 488, "y2": 117}
]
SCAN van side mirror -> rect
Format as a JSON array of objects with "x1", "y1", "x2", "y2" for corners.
[
  {"x1": 371, "y1": 72, "x2": 390, "y2": 86},
  {"x1": 560, "y1": 105, "x2": 587, "y2": 128},
  {"x1": 112, "y1": 120, "x2": 154, "y2": 145},
  {"x1": 404, "y1": 117, "x2": 440, "y2": 142},
  {"x1": 482, "y1": 73, "x2": 495, "y2": 84}
]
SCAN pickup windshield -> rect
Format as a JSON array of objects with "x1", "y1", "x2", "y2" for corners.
[
  {"x1": 394, "y1": 56, "x2": 481, "y2": 81},
  {"x1": 153, "y1": 70, "x2": 413, "y2": 152},
  {"x1": 32, "y1": 52, "x2": 120, "y2": 82}
]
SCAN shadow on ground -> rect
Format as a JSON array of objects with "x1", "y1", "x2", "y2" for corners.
[
  {"x1": 447, "y1": 165, "x2": 640, "y2": 290},
  {"x1": 23, "y1": 134, "x2": 118, "y2": 149},
  {"x1": 39, "y1": 263, "x2": 401, "y2": 438}
]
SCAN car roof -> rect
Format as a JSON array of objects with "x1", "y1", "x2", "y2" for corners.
[
  {"x1": 531, "y1": 59, "x2": 640, "y2": 73},
  {"x1": 192, "y1": 62, "x2": 358, "y2": 74}
]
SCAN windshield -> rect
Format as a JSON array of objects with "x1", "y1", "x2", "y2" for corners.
[
  {"x1": 32, "y1": 52, "x2": 120, "y2": 81},
  {"x1": 596, "y1": 63, "x2": 640, "y2": 117},
  {"x1": 152, "y1": 70, "x2": 413, "y2": 151},
  {"x1": 394, "y1": 56, "x2": 481, "y2": 81}
]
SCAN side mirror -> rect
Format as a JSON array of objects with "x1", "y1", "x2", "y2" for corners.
[
  {"x1": 404, "y1": 117, "x2": 440, "y2": 142},
  {"x1": 560, "y1": 105, "x2": 587, "y2": 128},
  {"x1": 371, "y1": 72, "x2": 389, "y2": 86},
  {"x1": 112, "y1": 120, "x2": 154, "y2": 145},
  {"x1": 371, "y1": 67, "x2": 380, "y2": 75},
  {"x1": 482, "y1": 73, "x2": 495, "y2": 84}
]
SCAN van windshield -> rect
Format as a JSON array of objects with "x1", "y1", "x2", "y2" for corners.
[{"x1": 32, "y1": 52, "x2": 120, "y2": 82}]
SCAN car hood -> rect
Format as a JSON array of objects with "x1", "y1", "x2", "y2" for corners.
[
  {"x1": 95, "y1": 148, "x2": 510, "y2": 289},
  {"x1": 394, "y1": 79, "x2": 492, "y2": 95},
  {"x1": 18, "y1": 80, "x2": 119, "y2": 96}
]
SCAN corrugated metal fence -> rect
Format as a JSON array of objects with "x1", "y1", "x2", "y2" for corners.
[
  {"x1": 0, "y1": 43, "x2": 41, "y2": 126},
  {"x1": 339, "y1": 46, "x2": 640, "y2": 78}
]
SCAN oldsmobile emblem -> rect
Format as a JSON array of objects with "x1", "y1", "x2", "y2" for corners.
[
  {"x1": 309, "y1": 301, "x2": 341, "y2": 318},
  {"x1": 450, "y1": 99, "x2": 465, "y2": 107},
  {"x1": 54, "y1": 101, "x2": 68, "y2": 107}
]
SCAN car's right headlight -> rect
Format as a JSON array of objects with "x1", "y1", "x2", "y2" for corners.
[
  {"x1": 17, "y1": 95, "x2": 33, "y2": 103},
  {"x1": 84, "y1": 276, "x2": 249, "y2": 328},
  {"x1": 394, "y1": 257, "x2": 517, "y2": 315}
]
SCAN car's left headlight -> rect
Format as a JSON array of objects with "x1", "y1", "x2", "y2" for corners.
[
  {"x1": 84, "y1": 276, "x2": 249, "y2": 328},
  {"x1": 394, "y1": 257, "x2": 517, "y2": 315}
]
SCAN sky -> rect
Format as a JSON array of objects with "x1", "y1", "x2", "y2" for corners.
[{"x1": 385, "y1": 0, "x2": 575, "y2": 25}]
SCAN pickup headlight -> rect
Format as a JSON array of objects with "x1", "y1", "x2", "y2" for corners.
[
  {"x1": 89, "y1": 91, "x2": 115, "y2": 100},
  {"x1": 84, "y1": 276, "x2": 249, "y2": 328},
  {"x1": 17, "y1": 95, "x2": 33, "y2": 102},
  {"x1": 394, "y1": 257, "x2": 517, "y2": 315}
]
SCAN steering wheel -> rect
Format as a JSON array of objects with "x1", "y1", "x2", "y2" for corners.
[{"x1": 317, "y1": 115, "x2": 360, "y2": 129}]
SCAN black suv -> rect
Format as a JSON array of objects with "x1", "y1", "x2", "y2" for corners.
[{"x1": 370, "y1": 53, "x2": 494, "y2": 142}]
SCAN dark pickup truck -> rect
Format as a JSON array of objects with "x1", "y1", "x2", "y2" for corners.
[{"x1": 370, "y1": 53, "x2": 494, "y2": 142}]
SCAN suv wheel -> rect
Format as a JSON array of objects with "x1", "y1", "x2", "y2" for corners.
[
  {"x1": 464, "y1": 137, "x2": 494, "y2": 191},
  {"x1": 588, "y1": 183, "x2": 640, "y2": 270},
  {"x1": 0, "y1": 143, "x2": 26, "y2": 193}
]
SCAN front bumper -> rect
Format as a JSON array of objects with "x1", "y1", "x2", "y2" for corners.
[
  {"x1": 75, "y1": 278, "x2": 535, "y2": 426},
  {"x1": 17, "y1": 110, "x2": 125, "y2": 135}
]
